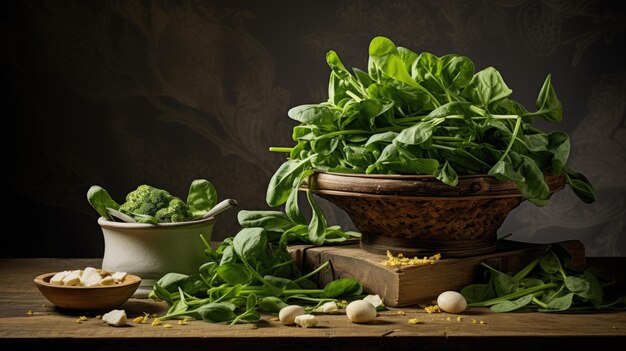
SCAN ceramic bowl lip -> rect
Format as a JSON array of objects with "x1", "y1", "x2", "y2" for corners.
[
  {"x1": 34, "y1": 272, "x2": 141, "y2": 290},
  {"x1": 97, "y1": 214, "x2": 216, "y2": 230}
]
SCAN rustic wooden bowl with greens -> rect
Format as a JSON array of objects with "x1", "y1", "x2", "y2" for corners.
[
  {"x1": 266, "y1": 36, "x2": 595, "y2": 255},
  {"x1": 307, "y1": 172, "x2": 565, "y2": 257}
]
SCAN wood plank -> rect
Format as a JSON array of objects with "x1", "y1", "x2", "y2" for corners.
[
  {"x1": 0, "y1": 258, "x2": 625, "y2": 351},
  {"x1": 290, "y1": 240, "x2": 585, "y2": 306}
]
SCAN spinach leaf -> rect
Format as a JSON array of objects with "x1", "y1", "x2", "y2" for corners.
[
  {"x1": 533, "y1": 74, "x2": 563, "y2": 123},
  {"x1": 266, "y1": 156, "x2": 313, "y2": 207},
  {"x1": 461, "y1": 67, "x2": 512, "y2": 110},
  {"x1": 187, "y1": 179, "x2": 218, "y2": 218},
  {"x1": 87, "y1": 185, "x2": 120, "y2": 220},
  {"x1": 306, "y1": 190, "x2": 327, "y2": 245},
  {"x1": 490, "y1": 294, "x2": 534, "y2": 312}
]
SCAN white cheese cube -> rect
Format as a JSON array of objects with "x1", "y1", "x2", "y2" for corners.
[
  {"x1": 99, "y1": 276, "x2": 115, "y2": 286},
  {"x1": 363, "y1": 294, "x2": 384, "y2": 308},
  {"x1": 62, "y1": 270, "x2": 82, "y2": 286},
  {"x1": 50, "y1": 271, "x2": 69, "y2": 285},
  {"x1": 102, "y1": 309, "x2": 127, "y2": 326},
  {"x1": 111, "y1": 272, "x2": 127, "y2": 282},
  {"x1": 318, "y1": 301, "x2": 338, "y2": 313},
  {"x1": 294, "y1": 314, "x2": 318, "y2": 328},
  {"x1": 80, "y1": 268, "x2": 102, "y2": 287}
]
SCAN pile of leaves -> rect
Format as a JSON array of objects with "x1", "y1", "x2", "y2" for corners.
[
  {"x1": 149, "y1": 228, "x2": 363, "y2": 324},
  {"x1": 267, "y1": 36, "x2": 595, "y2": 244},
  {"x1": 462, "y1": 246, "x2": 625, "y2": 312}
]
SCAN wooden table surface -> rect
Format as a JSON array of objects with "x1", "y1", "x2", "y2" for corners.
[{"x1": 1, "y1": 258, "x2": 625, "y2": 351}]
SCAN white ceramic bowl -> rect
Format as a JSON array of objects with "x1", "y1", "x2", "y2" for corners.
[{"x1": 98, "y1": 216, "x2": 215, "y2": 298}]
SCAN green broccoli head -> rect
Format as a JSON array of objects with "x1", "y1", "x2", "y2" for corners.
[{"x1": 119, "y1": 184, "x2": 192, "y2": 223}]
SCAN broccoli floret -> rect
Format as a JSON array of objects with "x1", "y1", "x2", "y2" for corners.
[{"x1": 119, "y1": 185, "x2": 192, "y2": 223}]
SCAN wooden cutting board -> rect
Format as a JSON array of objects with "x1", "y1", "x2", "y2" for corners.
[{"x1": 288, "y1": 240, "x2": 585, "y2": 307}]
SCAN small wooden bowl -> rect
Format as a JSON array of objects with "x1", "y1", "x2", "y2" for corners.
[
  {"x1": 306, "y1": 172, "x2": 566, "y2": 257},
  {"x1": 34, "y1": 272, "x2": 141, "y2": 311}
]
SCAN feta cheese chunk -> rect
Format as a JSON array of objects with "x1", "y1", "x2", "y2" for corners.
[
  {"x1": 99, "y1": 276, "x2": 116, "y2": 286},
  {"x1": 111, "y1": 272, "x2": 127, "y2": 282},
  {"x1": 50, "y1": 271, "x2": 69, "y2": 285},
  {"x1": 363, "y1": 294, "x2": 384, "y2": 308},
  {"x1": 80, "y1": 267, "x2": 102, "y2": 287},
  {"x1": 102, "y1": 309, "x2": 127, "y2": 326},
  {"x1": 294, "y1": 314, "x2": 318, "y2": 328},
  {"x1": 62, "y1": 270, "x2": 82, "y2": 286},
  {"x1": 316, "y1": 301, "x2": 338, "y2": 313}
]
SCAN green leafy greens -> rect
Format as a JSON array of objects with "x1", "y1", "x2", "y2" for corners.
[
  {"x1": 149, "y1": 229, "x2": 364, "y2": 324},
  {"x1": 87, "y1": 179, "x2": 219, "y2": 223},
  {"x1": 268, "y1": 36, "x2": 595, "y2": 241},
  {"x1": 461, "y1": 245, "x2": 626, "y2": 312}
]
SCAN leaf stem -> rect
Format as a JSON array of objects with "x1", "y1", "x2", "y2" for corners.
[
  {"x1": 269, "y1": 147, "x2": 294, "y2": 153},
  {"x1": 293, "y1": 261, "x2": 330, "y2": 283},
  {"x1": 497, "y1": 116, "x2": 521, "y2": 162},
  {"x1": 467, "y1": 283, "x2": 558, "y2": 307}
]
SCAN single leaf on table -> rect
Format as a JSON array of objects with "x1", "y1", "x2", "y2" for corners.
[
  {"x1": 193, "y1": 302, "x2": 237, "y2": 322},
  {"x1": 541, "y1": 292, "x2": 574, "y2": 312},
  {"x1": 322, "y1": 278, "x2": 363, "y2": 298},
  {"x1": 490, "y1": 294, "x2": 534, "y2": 312}
]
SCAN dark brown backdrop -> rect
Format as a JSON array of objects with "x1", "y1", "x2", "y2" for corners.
[{"x1": 5, "y1": 0, "x2": 625, "y2": 258}]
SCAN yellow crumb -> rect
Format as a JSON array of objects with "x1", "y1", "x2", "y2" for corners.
[
  {"x1": 75, "y1": 319, "x2": 82, "y2": 323},
  {"x1": 472, "y1": 319, "x2": 477, "y2": 324},
  {"x1": 270, "y1": 317, "x2": 280, "y2": 321},
  {"x1": 79, "y1": 316, "x2": 88, "y2": 321},
  {"x1": 381, "y1": 251, "x2": 441, "y2": 267},
  {"x1": 424, "y1": 305, "x2": 441, "y2": 314},
  {"x1": 396, "y1": 311, "x2": 406, "y2": 316},
  {"x1": 178, "y1": 319, "x2": 188, "y2": 325},
  {"x1": 26, "y1": 310, "x2": 33, "y2": 316},
  {"x1": 408, "y1": 318, "x2": 421, "y2": 324},
  {"x1": 446, "y1": 317, "x2": 451, "y2": 321},
  {"x1": 95, "y1": 315, "x2": 102, "y2": 320},
  {"x1": 133, "y1": 316, "x2": 145, "y2": 323},
  {"x1": 163, "y1": 324, "x2": 172, "y2": 328},
  {"x1": 151, "y1": 318, "x2": 162, "y2": 326},
  {"x1": 457, "y1": 316, "x2": 463, "y2": 322},
  {"x1": 480, "y1": 320, "x2": 486, "y2": 324}
]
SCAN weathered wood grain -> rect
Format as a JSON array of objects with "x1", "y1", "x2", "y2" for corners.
[
  {"x1": 0, "y1": 258, "x2": 624, "y2": 351},
  {"x1": 290, "y1": 240, "x2": 586, "y2": 306}
]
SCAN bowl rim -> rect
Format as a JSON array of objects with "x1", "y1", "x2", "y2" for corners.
[
  {"x1": 34, "y1": 272, "x2": 141, "y2": 290},
  {"x1": 97, "y1": 214, "x2": 216, "y2": 229},
  {"x1": 305, "y1": 171, "x2": 566, "y2": 198}
]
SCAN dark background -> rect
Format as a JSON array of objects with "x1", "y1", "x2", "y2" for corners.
[{"x1": 5, "y1": 0, "x2": 625, "y2": 258}]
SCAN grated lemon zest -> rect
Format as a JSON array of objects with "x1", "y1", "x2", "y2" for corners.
[{"x1": 381, "y1": 251, "x2": 441, "y2": 267}]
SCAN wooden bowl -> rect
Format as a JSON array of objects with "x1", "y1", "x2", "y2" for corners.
[
  {"x1": 34, "y1": 272, "x2": 141, "y2": 311},
  {"x1": 307, "y1": 172, "x2": 566, "y2": 258}
]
